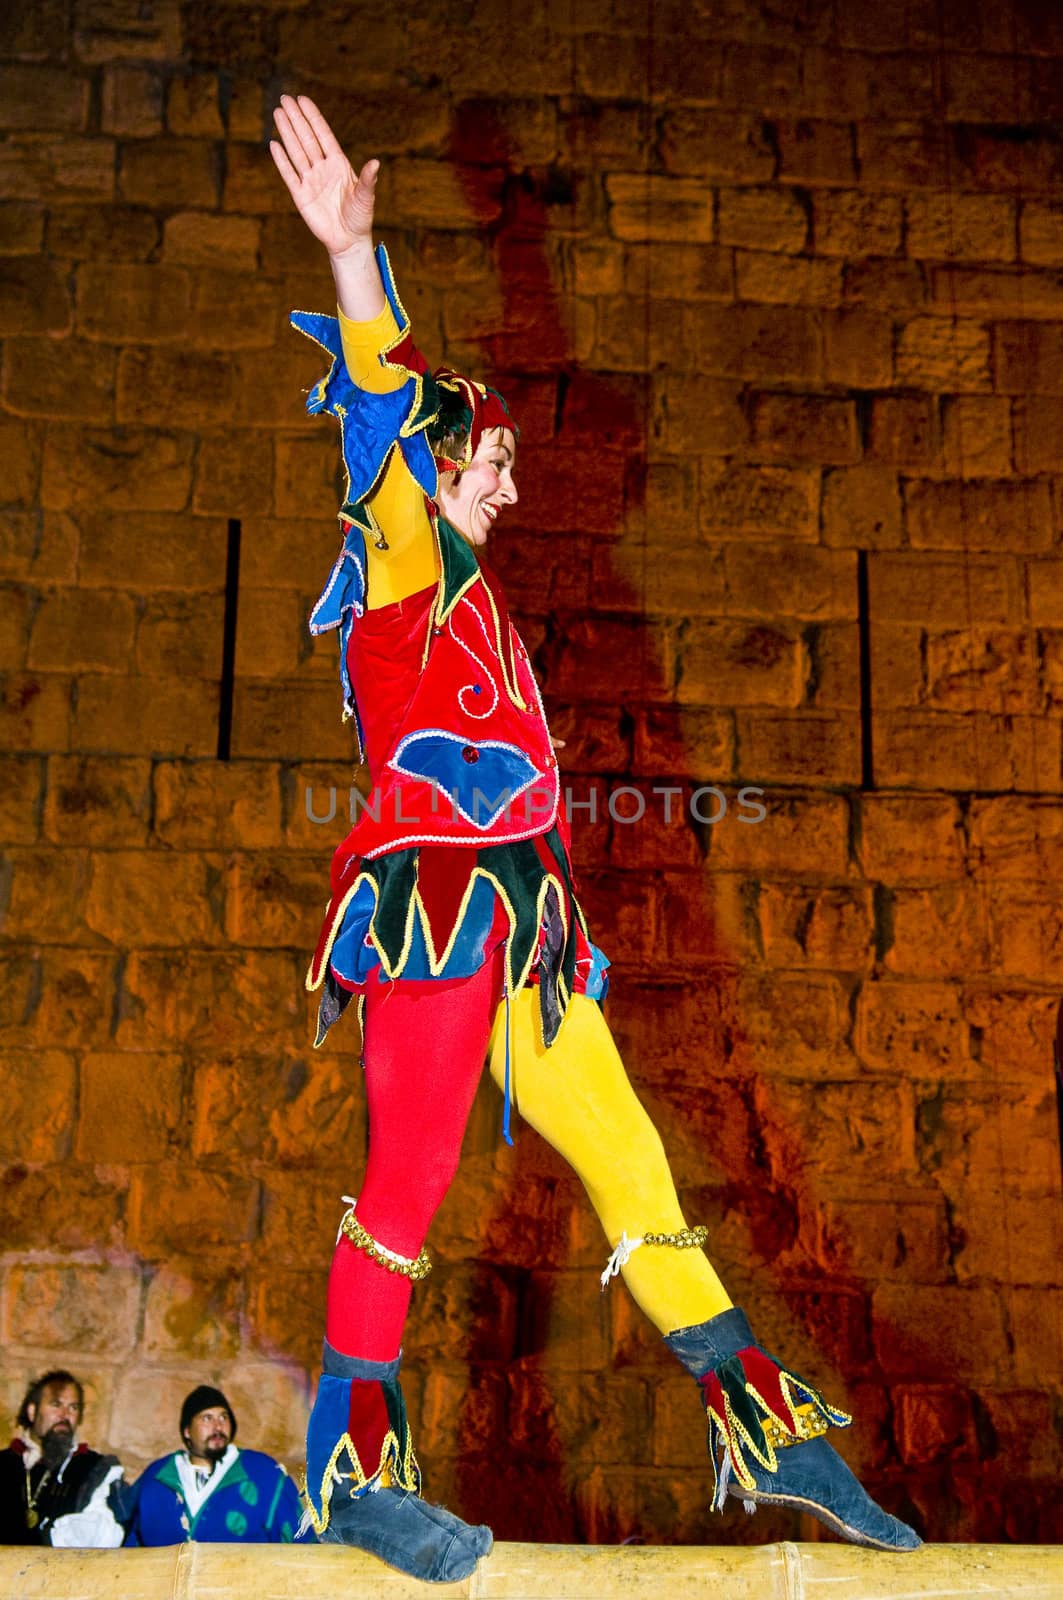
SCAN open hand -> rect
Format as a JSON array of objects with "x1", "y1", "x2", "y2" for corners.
[{"x1": 270, "y1": 94, "x2": 378, "y2": 259}]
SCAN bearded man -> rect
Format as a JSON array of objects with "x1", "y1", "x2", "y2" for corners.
[
  {"x1": 0, "y1": 1370, "x2": 123, "y2": 1546},
  {"x1": 116, "y1": 1385, "x2": 304, "y2": 1545}
]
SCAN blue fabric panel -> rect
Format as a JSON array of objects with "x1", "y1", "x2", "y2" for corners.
[
  {"x1": 304, "y1": 1375, "x2": 351, "y2": 1518},
  {"x1": 391, "y1": 732, "x2": 541, "y2": 828}
]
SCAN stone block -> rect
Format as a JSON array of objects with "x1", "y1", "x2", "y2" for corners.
[
  {"x1": 191, "y1": 1052, "x2": 363, "y2": 1167},
  {"x1": 84, "y1": 848, "x2": 226, "y2": 947},
  {"x1": 756, "y1": 1077, "x2": 918, "y2": 1189},
  {"x1": 551, "y1": 618, "x2": 673, "y2": 703},
  {"x1": 934, "y1": 264, "x2": 1063, "y2": 320},
  {"x1": 4, "y1": 1263, "x2": 142, "y2": 1356},
  {"x1": 0, "y1": 510, "x2": 77, "y2": 585},
  {"x1": 919, "y1": 1082, "x2": 1060, "y2": 1199},
  {"x1": 893, "y1": 1384, "x2": 979, "y2": 1465},
  {"x1": 896, "y1": 317, "x2": 991, "y2": 390},
  {"x1": 701, "y1": 462, "x2": 820, "y2": 543},
  {"x1": 675, "y1": 620, "x2": 805, "y2": 709},
  {"x1": 248, "y1": 1269, "x2": 326, "y2": 1376},
  {"x1": 885, "y1": 883, "x2": 990, "y2": 980},
  {"x1": 232, "y1": 681, "x2": 359, "y2": 763},
  {"x1": 0, "y1": 1162, "x2": 125, "y2": 1254},
  {"x1": 73, "y1": 674, "x2": 219, "y2": 757},
  {"x1": 814, "y1": 191, "x2": 903, "y2": 258},
  {"x1": 2, "y1": 336, "x2": 116, "y2": 422},
  {"x1": 162, "y1": 211, "x2": 259, "y2": 271},
  {"x1": 143, "y1": 1263, "x2": 243, "y2": 1361},
  {"x1": 0, "y1": 64, "x2": 89, "y2": 131},
  {"x1": 28, "y1": 588, "x2": 136, "y2": 672},
  {"x1": 76, "y1": 262, "x2": 191, "y2": 343},
  {"x1": 749, "y1": 393, "x2": 860, "y2": 465},
  {"x1": 0, "y1": 1050, "x2": 75, "y2": 1164},
  {"x1": 77, "y1": 1050, "x2": 182, "y2": 1163},
  {"x1": 0, "y1": 673, "x2": 72, "y2": 753},
  {"x1": 869, "y1": 552, "x2": 1020, "y2": 624},
  {"x1": 74, "y1": 0, "x2": 181, "y2": 62},
  {"x1": 403, "y1": 1263, "x2": 521, "y2": 1366},
  {"x1": 118, "y1": 137, "x2": 217, "y2": 208},
  {"x1": 717, "y1": 187, "x2": 808, "y2": 254},
  {"x1": 843, "y1": 258, "x2": 928, "y2": 312},
  {"x1": 822, "y1": 465, "x2": 903, "y2": 549},
  {"x1": 1013, "y1": 396, "x2": 1063, "y2": 474},
  {"x1": 0, "y1": 846, "x2": 92, "y2": 942},
  {"x1": 117, "y1": 948, "x2": 304, "y2": 1053},
  {"x1": 871, "y1": 1284, "x2": 1010, "y2": 1382},
  {"x1": 42, "y1": 425, "x2": 195, "y2": 513},
  {"x1": 906, "y1": 192, "x2": 1017, "y2": 262},
  {"x1": 857, "y1": 121, "x2": 951, "y2": 190},
  {"x1": 166, "y1": 72, "x2": 223, "y2": 137},
  {"x1": 11, "y1": 948, "x2": 117, "y2": 1049},
  {"x1": 711, "y1": 791, "x2": 850, "y2": 878},
  {"x1": 736, "y1": 710, "x2": 862, "y2": 785},
  {"x1": 43, "y1": 754, "x2": 151, "y2": 845},
  {"x1": 154, "y1": 761, "x2": 282, "y2": 849},
  {"x1": 0, "y1": 258, "x2": 71, "y2": 336},
  {"x1": 0, "y1": 203, "x2": 44, "y2": 255},
  {"x1": 951, "y1": 1191, "x2": 1063, "y2": 1284},
  {"x1": 858, "y1": 794, "x2": 966, "y2": 883},
  {"x1": 0, "y1": 135, "x2": 115, "y2": 204},
  {"x1": 875, "y1": 709, "x2": 1061, "y2": 793},
  {"x1": 0, "y1": 755, "x2": 42, "y2": 844},
  {"x1": 924, "y1": 627, "x2": 1039, "y2": 714},
  {"x1": 867, "y1": 393, "x2": 937, "y2": 466},
  {"x1": 1020, "y1": 200, "x2": 1063, "y2": 266},
  {"x1": 657, "y1": 109, "x2": 774, "y2": 182},
  {"x1": 135, "y1": 592, "x2": 225, "y2": 678},
  {"x1": 631, "y1": 707, "x2": 734, "y2": 781},
  {"x1": 775, "y1": 119, "x2": 857, "y2": 186},
  {"x1": 823, "y1": 308, "x2": 894, "y2": 386},
  {"x1": 258, "y1": 1168, "x2": 351, "y2": 1270},
  {"x1": 78, "y1": 510, "x2": 225, "y2": 590},
  {"x1": 856, "y1": 979, "x2": 970, "y2": 1077},
  {"x1": 100, "y1": 65, "x2": 163, "y2": 135},
  {"x1": 128, "y1": 1166, "x2": 260, "y2": 1258},
  {"x1": 758, "y1": 882, "x2": 874, "y2": 971},
  {"x1": 693, "y1": 304, "x2": 822, "y2": 384},
  {"x1": 734, "y1": 252, "x2": 843, "y2": 307},
  {"x1": 274, "y1": 433, "x2": 344, "y2": 519},
  {"x1": 819, "y1": 1193, "x2": 951, "y2": 1282},
  {"x1": 905, "y1": 478, "x2": 1052, "y2": 551},
  {"x1": 968, "y1": 794, "x2": 1063, "y2": 880},
  {"x1": 46, "y1": 202, "x2": 158, "y2": 261},
  {"x1": 994, "y1": 321, "x2": 1063, "y2": 395}
]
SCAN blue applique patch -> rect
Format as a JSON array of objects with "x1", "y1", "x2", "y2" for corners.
[{"x1": 390, "y1": 731, "x2": 542, "y2": 828}]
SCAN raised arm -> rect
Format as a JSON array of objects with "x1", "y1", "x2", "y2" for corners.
[
  {"x1": 270, "y1": 94, "x2": 385, "y2": 323},
  {"x1": 272, "y1": 95, "x2": 437, "y2": 604}
]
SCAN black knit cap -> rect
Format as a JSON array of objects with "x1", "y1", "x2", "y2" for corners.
[{"x1": 179, "y1": 1385, "x2": 236, "y2": 1440}]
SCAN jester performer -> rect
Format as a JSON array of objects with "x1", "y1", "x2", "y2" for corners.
[{"x1": 269, "y1": 95, "x2": 921, "y2": 1580}]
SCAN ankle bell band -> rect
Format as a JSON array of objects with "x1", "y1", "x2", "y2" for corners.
[
  {"x1": 599, "y1": 1225, "x2": 708, "y2": 1289},
  {"x1": 337, "y1": 1197, "x2": 432, "y2": 1281}
]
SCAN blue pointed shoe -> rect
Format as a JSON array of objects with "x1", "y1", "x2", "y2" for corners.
[
  {"x1": 299, "y1": 1342, "x2": 493, "y2": 1582},
  {"x1": 665, "y1": 1308, "x2": 922, "y2": 1552}
]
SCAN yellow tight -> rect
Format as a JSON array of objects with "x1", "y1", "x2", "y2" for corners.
[{"x1": 487, "y1": 989, "x2": 732, "y2": 1336}]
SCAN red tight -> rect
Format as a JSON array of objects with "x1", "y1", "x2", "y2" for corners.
[{"x1": 324, "y1": 949, "x2": 504, "y2": 1362}]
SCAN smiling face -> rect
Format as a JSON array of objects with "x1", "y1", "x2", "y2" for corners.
[
  {"x1": 437, "y1": 426, "x2": 518, "y2": 548},
  {"x1": 183, "y1": 1406, "x2": 232, "y2": 1467}
]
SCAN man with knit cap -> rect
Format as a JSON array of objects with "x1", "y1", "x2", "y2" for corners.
[{"x1": 116, "y1": 1385, "x2": 305, "y2": 1546}]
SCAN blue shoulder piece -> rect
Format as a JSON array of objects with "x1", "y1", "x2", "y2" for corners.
[{"x1": 309, "y1": 513, "x2": 367, "y2": 740}]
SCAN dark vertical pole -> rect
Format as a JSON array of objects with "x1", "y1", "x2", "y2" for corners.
[
  {"x1": 856, "y1": 547, "x2": 874, "y2": 790},
  {"x1": 1055, "y1": 1002, "x2": 1063, "y2": 1191},
  {"x1": 217, "y1": 517, "x2": 241, "y2": 762}
]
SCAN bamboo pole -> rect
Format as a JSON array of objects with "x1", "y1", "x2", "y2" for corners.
[{"x1": 0, "y1": 1541, "x2": 1059, "y2": 1600}]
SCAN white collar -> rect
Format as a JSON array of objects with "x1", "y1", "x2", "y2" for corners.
[{"x1": 175, "y1": 1443, "x2": 239, "y2": 1519}]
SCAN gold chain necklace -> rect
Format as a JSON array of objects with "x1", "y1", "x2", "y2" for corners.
[{"x1": 25, "y1": 1466, "x2": 52, "y2": 1530}]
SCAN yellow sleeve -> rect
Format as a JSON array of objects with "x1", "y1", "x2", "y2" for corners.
[{"x1": 338, "y1": 303, "x2": 437, "y2": 607}]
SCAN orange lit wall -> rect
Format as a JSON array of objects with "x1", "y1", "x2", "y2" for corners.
[{"x1": 1, "y1": 0, "x2": 1062, "y2": 1546}]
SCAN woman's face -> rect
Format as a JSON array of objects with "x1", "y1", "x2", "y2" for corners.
[{"x1": 437, "y1": 426, "x2": 518, "y2": 547}]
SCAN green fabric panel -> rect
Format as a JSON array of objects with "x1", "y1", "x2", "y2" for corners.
[
  {"x1": 437, "y1": 516, "x2": 480, "y2": 619},
  {"x1": 367, "y1": 852, "x2": 418, "y2": 971}
]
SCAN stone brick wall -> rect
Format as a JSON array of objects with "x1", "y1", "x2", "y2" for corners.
[{"x1": 2, "y1": 0, "x2": 1062, "y2": 1546}]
